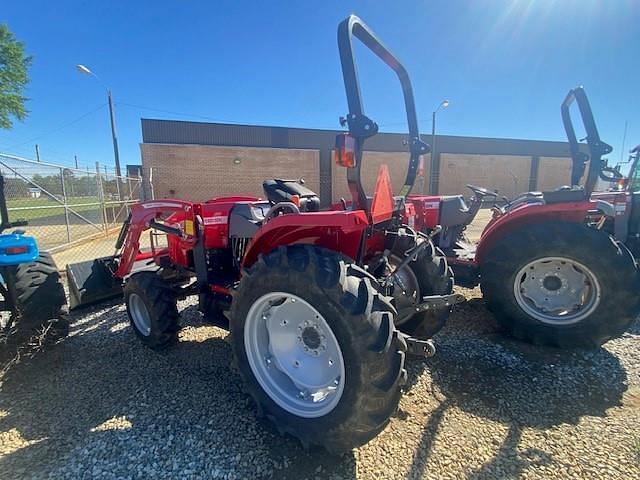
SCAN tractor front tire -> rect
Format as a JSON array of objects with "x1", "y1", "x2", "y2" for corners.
[
  {"x1": 5, "y1": 252, "x2": 68, "y2": 342},
  {"x1": 480, "y1": 222, "x2": 640, "y2": 348},
  {"x1": 124, "y1": 272, "x2": 180, "y2": 350},
  {"x1": 388, "y1": 233, "x2": 454, "y2": 339},
  {"x1": 230, "y1": 245, "x2": 407, "y2": 453}
]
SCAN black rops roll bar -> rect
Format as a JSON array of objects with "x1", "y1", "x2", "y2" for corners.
[
  {"x1": 561, "y1": 86, "x2": 613, "y2": 196},
  {"x1": 337, "y1": 15, "x2": 429, "y2": 214},
  {"x1": 0, "y1": 174, "x2": 27, "y2": 233}
]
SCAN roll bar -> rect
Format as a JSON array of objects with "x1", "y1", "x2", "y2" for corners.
[
  {"x1": 561, "y1": 86, "x2": 613, "y2": 196},
  {"x1": 0, "y1": 175, "x2": 27, "y2": 233},
  {"x1": 337, "y1": 15, "x2": 429, "y2": 213}
]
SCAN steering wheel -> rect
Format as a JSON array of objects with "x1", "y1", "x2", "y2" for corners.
[
  {"x1": 466, "y1": 184, "x2": 499, "y2": 199},
  {"x1": 263, "y1": 202, "x2": 300, "y2": 223},
  {"x1": 599, "y1": 165, "x2": 623, "y2": 183}
]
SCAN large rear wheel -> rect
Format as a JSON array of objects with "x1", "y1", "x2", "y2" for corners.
[
  {"x1": 373, "y1": 230, "x2": 454, "y2": 339},
  {"x1": 230, "y1": 245, "x2": 407, "y2": 453},
  {"x1": 2, "y1": 252, "x2": 68, "y2": 342},
  {"x1": 480, "y1": 222, "x2": 640, "y2": 348}
]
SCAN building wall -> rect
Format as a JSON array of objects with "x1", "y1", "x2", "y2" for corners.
[
  {"x1": 331, "y1": 152, "x2": 432, "y2": 202},
  {"x1": 537, "y1": 156, "x2": 573, "y2": 191},
  {"x1": 140, "y1": 143, "x2": 578, "y2": 203},
  {"x1": 141, "y1": 143, "x2": 320, "y2": 202},
  {"x1": 438, "y1": 154, "x2": 532, "y2": 198}
]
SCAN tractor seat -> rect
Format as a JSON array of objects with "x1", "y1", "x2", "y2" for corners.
[
  {"x1": 542, "y1": 186, "x2": 586, "y2": 204},
  {"x1": 262, "y1": 179, "x2": 320, "y2": 212}
]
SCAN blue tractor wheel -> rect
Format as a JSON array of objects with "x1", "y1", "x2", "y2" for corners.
[{"x1": 1, "y1": 252, "x2": 68, "y2": 342}]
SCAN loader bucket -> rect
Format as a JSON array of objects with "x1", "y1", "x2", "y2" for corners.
[{"x1": 66, "y1": 256, "x2": 123, "y2": 310}]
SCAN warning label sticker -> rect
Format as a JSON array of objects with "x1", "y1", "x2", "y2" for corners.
[{"x1": 204, "y1": 216, "x2": 228, "y2": 225}]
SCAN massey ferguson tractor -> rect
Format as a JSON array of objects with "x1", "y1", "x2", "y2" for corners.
[
  {"x1": 67, "y1": 15, "x2": 461, "y2": 452},
  {"x1": 408, "y1": 86, "x2": 640, "y2": 348}
]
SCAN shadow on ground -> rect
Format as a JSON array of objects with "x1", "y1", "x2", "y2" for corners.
[
  {"x1": 403, "y1": 296, "x2": 630, "y2": 480},
  {"x1": 0, "y1": 302, "x2": 355, "y2": 479},
  {"x1": 0, "y1": 294, "x2": 634, "y2": 479}
]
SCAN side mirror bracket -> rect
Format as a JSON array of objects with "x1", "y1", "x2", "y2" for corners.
[
  {"x1": 410, "y1": 137, "x2": 430, "y2": 156},
  {"x1": 344, "y1": 113, "x2": 379, "y2": 139}
]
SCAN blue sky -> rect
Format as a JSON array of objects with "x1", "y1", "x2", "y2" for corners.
[{"x1": 1, "y1": 1, "x2": 639, "y2": 173}]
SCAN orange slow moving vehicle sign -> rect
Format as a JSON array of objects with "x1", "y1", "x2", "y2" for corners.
[{"x1": 371, "y1": 164, "x2": 395, "y2": 224}]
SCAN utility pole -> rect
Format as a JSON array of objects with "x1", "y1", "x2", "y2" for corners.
[
  {"x1": 429, "y1": 111, "x2": 436, "y2": 194},
  {"x1": 35, "y1": 144, "x2": 40, "y2": 162},
  {"x1": 427, "y1": 100, "x2": 450, "y2": 194},
  {"x1": 620, "y1": 120, "x2": 628, "y2": 165},
  {"x1": 107, "y1": 90, "x2": 122, "y2": 178},
  {"x1": 76, "y1": 65, "x2": 122, "y2": 178},
  {"x1": 74, "y1": 155, "x2": 79, "y2": 169}
]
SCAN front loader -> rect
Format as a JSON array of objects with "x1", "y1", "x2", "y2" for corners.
[{"x1": 67, "y1": 15, "x2": 461, "y2": 453}]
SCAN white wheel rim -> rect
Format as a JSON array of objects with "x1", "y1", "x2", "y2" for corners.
[
  {"x1": 243, "y1": 292, "x2": 346, "y2": 418},
  {"x1": 513, "y1": 256, "x2": 601, "y2": 325},
  {"x1": 129, "y1": 293, "x2": 151, "y2": 336}
]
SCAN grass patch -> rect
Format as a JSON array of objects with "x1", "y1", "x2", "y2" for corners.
[
  {"x1": 7, "y1": 195, "x2": 100, "y2": 208},
  {"x1": 5, "y1": 196, "x2": 127, "y2": 222}
]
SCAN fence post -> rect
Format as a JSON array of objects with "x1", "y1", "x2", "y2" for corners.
[
  {"x1": 96, "y1": 162, "x2": 109, "y2": 234},
  {"x1": 115, "y1": 173, "x2": 122, "y2": 202},
  {"x1": 60, "y1": 167, "x2": 71, "y2": 243}
]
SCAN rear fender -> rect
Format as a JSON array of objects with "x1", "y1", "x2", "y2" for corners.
[
  {"x1": 241, "y1": 210, "x2": 369, "y2": 268},
  {"x1": 0, "y1": 233, "x2": 39, "y2": 266},
  {"x1": 475, "y1": 201, "x2": 594, "y2": 264}
]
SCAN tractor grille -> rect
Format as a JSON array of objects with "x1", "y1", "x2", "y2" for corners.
[{"x1": 231, "y1": 237, "x2": 250, "y2": 267}]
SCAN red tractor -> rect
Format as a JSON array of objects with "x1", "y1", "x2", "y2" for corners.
[
  {"x1": 68, "y1": 15, "x2": 461, "y2": 452},
  {"x1": 408, "y1": 87, "x2": 640, "y2": 348}
]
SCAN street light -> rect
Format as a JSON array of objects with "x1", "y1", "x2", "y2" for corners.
[
  {"x1": 76, "y1": 64, "x2": 122, "y2": 178},
  {"x1": 427, "y1": 99, "x2": 450, "y2": 194}
]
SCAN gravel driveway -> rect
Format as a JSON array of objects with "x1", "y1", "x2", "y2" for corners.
[{"x1": 1, "y1": 285, "x2": 638, "y2": 479}]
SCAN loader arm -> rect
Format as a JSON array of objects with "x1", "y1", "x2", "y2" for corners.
[{"x1": 115, "y1": 200, "x2": 197, "y2": 278}]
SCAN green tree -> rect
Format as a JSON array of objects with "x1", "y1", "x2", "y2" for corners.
[{"x1": 0, "y1": 24, "x2": 32, "y2": 129}]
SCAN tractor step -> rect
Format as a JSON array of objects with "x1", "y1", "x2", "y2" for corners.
[
  {"x1": 403, "y1": 335, "x2": 436, "y2": 357},
  {"x1": 413, "y1": 293, "x2": 465, "y2": 313},
  {"x1": 66, "y1": 257, "x2": 123, "y2": 310},
  {"x1": 395, "y1": 293, "x2": 466, "y2": 330}
]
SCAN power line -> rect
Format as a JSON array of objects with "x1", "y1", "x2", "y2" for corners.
[
  {"x1": 5, "y1": 103, "x2": 108, "y2": 150},
  {"x1": 118, "y1": 101, "x2": 346, "y2": 131},
  {"x1": 117, "y1": 101, "x2": 253, "y2": 125}
]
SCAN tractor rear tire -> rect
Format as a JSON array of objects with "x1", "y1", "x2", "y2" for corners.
[
  {"x1": 230, "y1": 245, "x2": 407, "y2": 453},
  {"x1": 389, "y1": 233, "x2": 454, "y2": 339},
  {"x1": 4, "y1": 252, "x2": 68, "y2": 342},
  {"x1": 480, "y1": 222, "x2": 640, "y2": 348},
  {"x1": 124, "y1": 272, "x2": 180, "y2": 350}
]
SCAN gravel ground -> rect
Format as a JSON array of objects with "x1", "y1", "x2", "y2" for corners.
[
  {"x1": 0, "y1": 288, "x2": 638, "y2": 479},
  {"x1": 1, "y1": 211, "x2": 639, "y2": 479}
]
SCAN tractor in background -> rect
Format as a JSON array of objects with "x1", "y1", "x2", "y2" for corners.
[
  {"x1": 409, "y1": 87, "x2": 640, "y2": 348},
  {"x1": 67, "y1": 15, "x2": 462, "y2": 453},
  {"x1": 0, "y1": 174, "x2": 67, "y2": 347}
]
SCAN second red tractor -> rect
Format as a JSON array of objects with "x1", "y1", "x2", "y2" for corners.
[{"x1": 408, "y1": 87, "x2": 640, "y2": 348}]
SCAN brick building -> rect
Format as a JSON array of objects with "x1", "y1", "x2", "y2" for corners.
[{"x1": 139, "y1": 119, "x2": 577, "y2": 205}]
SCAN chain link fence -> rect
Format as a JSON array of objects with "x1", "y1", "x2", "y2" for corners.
[{"x1": 0, "y1": 153, "x2": 143, "y2": 269}]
